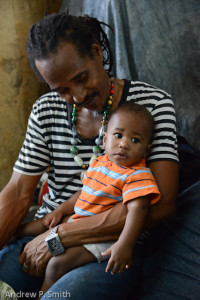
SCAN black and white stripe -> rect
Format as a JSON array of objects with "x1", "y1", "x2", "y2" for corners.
[{"x1": 14, "y1": 80, "x2": 178, "y2": 218}]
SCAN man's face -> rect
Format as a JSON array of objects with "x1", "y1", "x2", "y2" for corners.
[
  {"x1": 103, "y1": 109, "x2": 151, "y2": 167},
  {"x1": 35, "y1": 42, "x2": 111, "y2": 112}
]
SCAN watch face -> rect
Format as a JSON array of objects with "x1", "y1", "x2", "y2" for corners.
[
  {"x1": 49, "y1": 238, "x2": 60, "y2": 251},
  {"x1": 46, "y1": 236, "x2": 64, "y2": 256}
]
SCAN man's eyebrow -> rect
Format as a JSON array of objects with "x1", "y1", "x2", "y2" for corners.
[
  {"x1": 71, "y1": 70, "x2": 86, "y2": 81},
  {"x1": 49, "y1": 71, "x2": 87, "y2": 92}
]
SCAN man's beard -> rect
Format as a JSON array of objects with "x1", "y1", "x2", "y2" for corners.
[
  {"x1": 91, "y1": 105, "x2": 105, "y2": 118},
  {"x1": 77, "y1": 91, "x2": 107, "y2": 118},
  {"x1": 91, "y1": 110, "x2": 99, "y2": 118}
]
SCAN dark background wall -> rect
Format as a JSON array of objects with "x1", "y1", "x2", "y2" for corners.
[{"x1": 62, "y1": 0, "x2": 200, "y2": 151}]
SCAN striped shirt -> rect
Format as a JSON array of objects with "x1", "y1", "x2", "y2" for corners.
[
  {"x1": 73, "y1": 155, "x2": 160, "y2": 220},
  {"x1": 13, "y1": 80, "x2": 178, "y2": 218}
]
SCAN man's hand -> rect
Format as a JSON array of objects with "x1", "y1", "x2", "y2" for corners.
[
  {"x1": 19, "y1": 231, "x2": 52, "y2": 277},
  {"x1": 102, "y1": 241, "x2": 132, "y2": 275}
]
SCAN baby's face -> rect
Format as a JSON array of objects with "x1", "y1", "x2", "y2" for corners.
[{"x1": 103, "y1": 109, "x2": 151, "y2": 167}]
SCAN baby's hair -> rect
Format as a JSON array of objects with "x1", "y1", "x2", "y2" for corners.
[
  {"x1": 26, "y1": 11, "x2": 114, "y2": 81},
  {"x1": 108, "y1": 102, "x2": 154, "y2": 143}
]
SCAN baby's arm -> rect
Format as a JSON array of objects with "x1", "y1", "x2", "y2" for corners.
[
  {"x1": 102, "y1": 196, "x2": 150, "y2": 274},
  {"x1": 14, "y1": 190, "x2": 81, "y2": 240}
]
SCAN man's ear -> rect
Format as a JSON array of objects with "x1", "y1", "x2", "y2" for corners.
[
  {"x1": 144, "y1": 144, "x2": 152, "y2": 158},
  {"x1": 103, "y1": 132, "x2": 107, "y2": 148},
  {"x1": 92, "y1": 42, "x2": 103, "y2": 62}
]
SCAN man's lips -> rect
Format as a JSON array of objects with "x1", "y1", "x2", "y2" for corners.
[{"x1": 76, "y1": 91, "x2": 99, "y2": 108}]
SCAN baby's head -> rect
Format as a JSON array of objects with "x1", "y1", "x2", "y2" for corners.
[{"x1": 103, "y1": 103, "x2": 154, "y2": 167}]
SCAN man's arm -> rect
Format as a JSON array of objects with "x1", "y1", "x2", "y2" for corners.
[
  {"x1": 19, "y1": 160, "x2": 178, "y2": 277},
  {"x1": 145, "y1": 160, "x2": 179, "y2": 229},
  {"x1": 19, "y1": 202, "x2": 128, "y2": 277},
  {"x1": 0, "y1": 171, "x2": 41, "y2": 248}
]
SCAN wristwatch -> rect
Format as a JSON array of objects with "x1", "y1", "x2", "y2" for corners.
[{"x1": 45, "y1": 225, "x2": 65, "y2": 256}]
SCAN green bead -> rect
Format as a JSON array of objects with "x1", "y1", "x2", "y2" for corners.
[
  {"x1": 80, "y1": 170, "x2": 86, "y2": 181},
  {"x1": 89, "y1": 154, "x2": 97, "y2": 165},
  {"x1": 104, "y1": 110, "x2": 109, "y2": 115},
  {"x1": 72, "y1": 112, "x2": 76, "y2": 116},
  {"x1": 103, "y1": 116, "x2": 107, "y2": 121},
  {"x1": 72, "y1": 117, "x2": 76, "y2": 123},
  {"x1": 74, "y1": 155, "x2": 83, "y2": 166},
  {"x1": 93, "y1": 145, "x2": 101, "y2": 154},
  {"x1": 70, "y1": 146, "x2": 79, "y2": 155}
]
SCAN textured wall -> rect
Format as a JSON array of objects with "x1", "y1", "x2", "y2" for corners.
[{"x1": 0, "y1": 0, "x2": 62, "y2": 190}]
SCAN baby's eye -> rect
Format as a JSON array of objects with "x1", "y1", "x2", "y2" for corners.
[
  {"x1": 132, "y1": 137, "x2": 140, "y2": 143},
  {"x1": 114, "y1": 133, "x2": 122, "y2": 139}
]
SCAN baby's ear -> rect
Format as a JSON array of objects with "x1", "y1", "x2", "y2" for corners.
[
  {"x1": 103, "y1": 132, "x2": 107, "y2": 148},
  {"x1": 144, "y1": 144, "x2": 152, "y2": 158}
]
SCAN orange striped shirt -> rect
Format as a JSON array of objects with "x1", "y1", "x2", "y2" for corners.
[{"x1": 73, "y1": 154, "x2": 160, "y2": 220}]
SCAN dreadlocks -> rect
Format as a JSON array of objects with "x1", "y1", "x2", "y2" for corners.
[{"x1": 26, "y1": 11, "x2": 114, "y2": 81}]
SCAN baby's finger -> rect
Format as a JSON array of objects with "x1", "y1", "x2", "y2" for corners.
[
  {"x1": 111, "y1": 262, "x2": 120, "y2": 275},
  {"x1": 125, "y1": 259, "x2": 132, "y2": 269},
  {"x1": 126, "y1": 264, "x2": 131, "y2": 269},
  {"x1": 118, "y1": 264, "x2": 126, "y2": 274},
  {"x1": 43, "y1": 217, "x2": 52, "y2": 228},
  {"x1": 49, "y1": 219, "x2": 56, "y2": 229},
  {"x1": 102, "y1": 246, "x2": 111, "y2": 257},
  {"x1": 105, "y1": 258, "x2": 114, "y2": 273}
]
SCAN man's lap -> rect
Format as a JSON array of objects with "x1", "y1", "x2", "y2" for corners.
[
  {"x1": 138, "y1": 180, "x2": 200, "y2": 299},
  {"x1": 0, "y1": 236, "x2": 43, "y2": 297},
  {"x1": 0, "y1": 237, "x2": 143, "y2": 299},
  {"x1": 42, "y1": 244, "x2": 143, "y2": 300},
  {"x1": 1, "y1": 182, "x2": 200, "y2": 299}
]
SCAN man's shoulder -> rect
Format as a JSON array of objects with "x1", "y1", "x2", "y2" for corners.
[
  {"x1": 32, "y1": 91, "x2": 67, "y2": 114},
  {"x1": 126, "y1": 79, "x2": 171, "y2": 99}
]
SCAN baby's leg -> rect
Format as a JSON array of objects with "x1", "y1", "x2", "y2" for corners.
[{"x1": 40, "y1": 246, "x2": 96, "y2": 296}]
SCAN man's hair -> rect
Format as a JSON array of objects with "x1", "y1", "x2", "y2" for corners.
[
  {"x1": 26, "y1": 11, "x2": 113, "y2": 81},
  {"x1": 108, "y1": 102, "x2": 154, "y2": 143}
]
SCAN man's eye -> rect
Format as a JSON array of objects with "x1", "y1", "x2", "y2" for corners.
[
  {"x1": 114, "y1": 133, "x2": 122, "y2": 139},
  {"x1": 59, "y1": 88, "x2": 69, "y2": 95},
  {"x1": 75, "y1": 75, "x2": 87, "y2": 84},
  {"x1": 132, "y1": 138, "x2": 140, "y2": 143}
]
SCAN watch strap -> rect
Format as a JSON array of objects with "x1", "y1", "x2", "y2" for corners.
[
  {"x1": 45, "y1": 225, "x2": 65, "y2": 256},
  {"x1": 48, "y1": 225, "x2": 59, "y2": 237}
]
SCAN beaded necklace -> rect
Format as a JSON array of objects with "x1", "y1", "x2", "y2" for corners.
[{"x1": 70, "y1": 76, "x2": 114, "y2": 179}]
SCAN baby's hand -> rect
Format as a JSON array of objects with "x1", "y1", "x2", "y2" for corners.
[
  {"x1": 102, "y1": 241, "x2": 132, "y2": 275},
  {"x1": 42, "y1": 210, "x2": 63, "y2": 229}
]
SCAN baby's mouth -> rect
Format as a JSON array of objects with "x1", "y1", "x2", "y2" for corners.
[{"x1": 114, "y1": 152, "x2": 128, "y2": 160}]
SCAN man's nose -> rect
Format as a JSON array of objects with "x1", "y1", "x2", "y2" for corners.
[
  {"x1": 72, "y1": 94, "x2": 85, "y2": 104},
  {"x1": 62, "y1": 87, "x2": 87, "y2": 104},
  {"x1": 71, "y1": 86, "x2": 87, "y2": 104}
]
